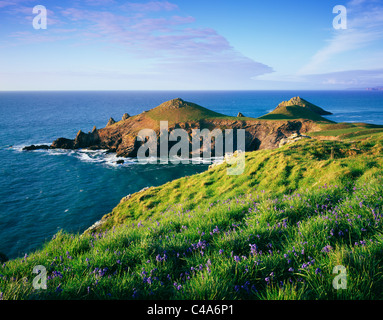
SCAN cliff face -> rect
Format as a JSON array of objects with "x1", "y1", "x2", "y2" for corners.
[{"x1": 45, "y1": 98, "x2": 323, "y2": 158}]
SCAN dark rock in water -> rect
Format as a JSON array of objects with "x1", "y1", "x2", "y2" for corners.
[
  {"x1": 73, "y1": 128, "x2": 101, "y2": 149},
  {"x1": 51, "y1": 128, "x2": 100, "y2": 149},
  {"x1": 116, "y1": 159, "x2": 124, "y2": 164},
  {"x1": 122, "y1": 113, "x2": 130, "y2": 121},
  {"x1": 237, "y1": 112, "x2": 245, "y2": 117},
  {"x1": 51, "y1": 137, "x2": 75, "y2": 149},
  {"x1": 23, "y1": 144, "x2": 50, "y2": 151},
  {"x1": 0, "y1": 252, "x2": 8, "y2": 263}
]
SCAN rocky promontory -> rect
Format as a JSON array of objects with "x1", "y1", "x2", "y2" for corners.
[
  {"x1": 23, "y1": 97, "x2": 333, "y2": 157},
  {"x1": 274, "y1": 96, "x2": 333, "y2": 116}
]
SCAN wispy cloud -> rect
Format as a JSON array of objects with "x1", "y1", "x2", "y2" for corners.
[
  {"x1": 83, "y1": 0, "x2": 116, "y2": 6},
  {"x1": 122, "y1": 1, "x2": 178, "y2": 12},
  {"x1": 255, "y1": 0, "x2": 383, "y2": 89},
  {"x1": 1, "y1": 0, "x2": 273, "y2": 89},
  {"x1": 298, "y1": 0, "x2": 383, "y2": 74},
  {"x1": 306, "y1": 68, "x2": 383, "y2": 87},
  {"x1": 0, "y1": 0, "x2": 30, "y2": 8},
  {"x1": 55, "y1": 3, "x2": 273, "y2": 80},
  {"x1": 298, "y1": 0, "x2": 383, "y2": 75},
  {"x1": 4, "y1": 5, "x2": 63, "y2": 26},
  {"x1": 298, "y1": 30, "x2": 381, "y2": 75}
]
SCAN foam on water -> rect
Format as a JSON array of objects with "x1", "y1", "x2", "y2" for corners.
[
  {"x1": 11, "y1": 145, "x2": 138, "y2": 167},
  {"x1": 11, "y1": 145, "x2": 225, "y2": 168}
]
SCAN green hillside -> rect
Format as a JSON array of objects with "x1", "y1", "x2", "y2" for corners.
[
  {"x1": 257, "y1": 96, "x2": 334, "y2": 122},
  {"x1": 2, "y1": 131, "x2": 383, "y2": 300},
  {"x1": 309, "y1": 122, "x2": 383, "y2": 140},
  {"x1": 258, "y1": 105, "x2": 333, "y2": 122},
  {"x1": 145, "y1": 98, "x2": 232, "y2": 124},
  {"x1": 275, "y1": 96, "x2": 333, "y2": 115},
  {"x1": 146, "y1": 97, "x2": 333, "y2": 123}
]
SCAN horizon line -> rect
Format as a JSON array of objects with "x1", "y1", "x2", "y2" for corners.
[{"x1": 0, "y1": 89, "x2": 372, "y2": 92}]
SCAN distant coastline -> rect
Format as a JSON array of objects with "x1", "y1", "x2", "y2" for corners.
[{"x1": 366, "y1": 86, "x2": 383, "y2": 91}]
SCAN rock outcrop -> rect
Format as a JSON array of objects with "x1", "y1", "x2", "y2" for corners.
[
  {"x1": 237, "y1": 112, "x2": 245, "y2": 117},
  {"x1": 49, "y1": 126, "x2": 101, "y2": 150},
  {"x1": 0, "y1": 251, "x2": 8, "y2": 263},
  {"x1": 73, "y1": 126, "x2": 101, "y2": 149},
  {"x1": 122, "y1": 113, "x2": 130, "y2": 121},
  {"x1": 106, "y1": 118, "x2": 116, "y2": 127},
  {"x1": 279, "y1": 132, "x2": 312, "y2": 147},
  {"x1": 22, "y1": 144, "x2": 50, "y2": 151},
  {"x1": 51, "y1": 138, "x2": 74, "y2": 149}
]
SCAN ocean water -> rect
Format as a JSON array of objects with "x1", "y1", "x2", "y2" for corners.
[{"x1": 0, "y1": 90, "x2": 382, "y2": 259}]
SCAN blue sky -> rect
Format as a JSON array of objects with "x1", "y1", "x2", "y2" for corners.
[{"x1": 0, "y1": 0, "x2": 383, "y2": 90}]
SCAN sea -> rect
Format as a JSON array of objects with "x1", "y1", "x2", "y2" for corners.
[{"x1": 1, "y1": 90, "x2": 382, "y2": 259}]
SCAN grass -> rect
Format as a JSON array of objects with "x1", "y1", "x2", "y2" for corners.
[
  {"x1": 145, "y1": 99, "x2": 235, "y2": 124},
  {"x1": 257, "y1": 105, "x2": 333, "y2": 122},
  {"x1": 1, "y1": 131, "x2": 383, "y2": 300},
  {"x1": 309, "y1": 123, "x2": 383, "y2": 139}
]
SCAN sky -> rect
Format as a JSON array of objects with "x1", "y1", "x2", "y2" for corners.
[{"x1": 0, "y1": 0, "x2": 383, "y2": 90}]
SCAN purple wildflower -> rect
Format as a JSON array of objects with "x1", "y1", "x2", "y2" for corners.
[
  {"x1": 173, "y1": 282, "x2": 182, "y2": 291},
  {"x1": 321, "y1": 245, "x2": 333, "y2": 253},
  {"x1": 249, "y1": 244, "x2": 258, "y2": 256}
]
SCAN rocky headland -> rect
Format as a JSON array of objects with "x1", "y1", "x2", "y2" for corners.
[{"x1": 23, "y1": 97, "x2": 332, "y2": 157}]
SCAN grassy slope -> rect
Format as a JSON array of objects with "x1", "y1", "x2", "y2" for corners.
[
  {"x1": 101, "y1": 137, "x2": 380, "y2": 228},
  {"x1": 257, "y1": 105, "x2": 334, "y2": 122},
  {"x1": 145, "y1": 100, "x2": 234, "y2": 125},
  {"x1": 2, "y1": 132, "x2": 383, "y2": 300},
  {"x1": 309, "y1": 122, "x2": 383, "y2": 140}
]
